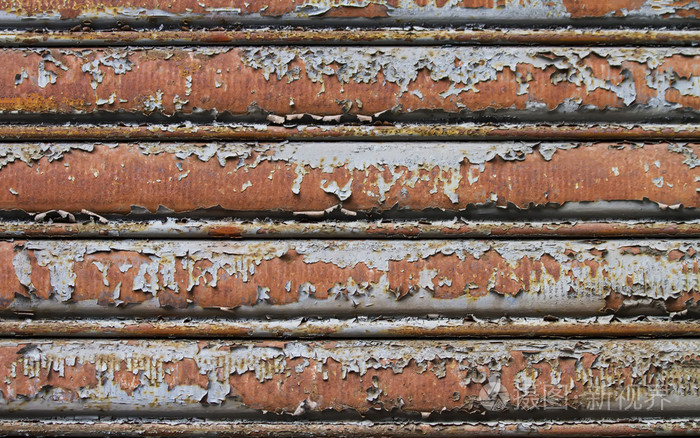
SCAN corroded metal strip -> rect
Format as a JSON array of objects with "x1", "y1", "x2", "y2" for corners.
[
  {"x1": 2, "y1": 47, "x2": 698, "y2": 120},
  {"x1": 3, "y1": 239, "x2": 700, "y2": 318},
  {"x1": 0, "y1": 123, "x2": 698, "y2": 141},
  {"x1": 4, "y1": 219, "x2": 700, "y2": 239},
  {"x1": 2, "y1": 317, "x2": 700, "y2": 338},
  {"x1": 1, "y1": 142, "x2": 699, "y2": 215},
  {"x1": 2, "y1": 418, "x2": 700, "y2": 437},
  {"x1": 3, "y1": 28, "x2": 700, "y2": 46},
  {"x1": 0, "y1": 339, "x2": 698, "y2": 416},
  {"x1": 0, "y1": 0, "x2": 697, "y2": 28}
]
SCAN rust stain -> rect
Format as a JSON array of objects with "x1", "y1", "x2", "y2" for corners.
[
  {"x1": 0, "y1": 93, "x2": 87, "y2": 112},
  {"x1": 562, "y1": 0, "x2": 645, "y2": 17}
]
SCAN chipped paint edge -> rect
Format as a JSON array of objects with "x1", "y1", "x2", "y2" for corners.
[
  {"x1": 4, "y1": 218, "x2": 700, "y2": 239},
  {"x1": 2, "y1": 28, "x2": 700, "y2": 47},
  {"x1": 0, "y1": 417, "x2": 699, "y2": 437}
]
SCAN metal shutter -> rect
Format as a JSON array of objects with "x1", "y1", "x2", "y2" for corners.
[{"x1": 0, "y1": 1, "x2": 699, "y2": 435}]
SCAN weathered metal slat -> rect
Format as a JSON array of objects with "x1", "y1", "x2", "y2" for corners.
[
  {"x1": 0, "y1": 339, "x2": 698, "y2": 417},
  {"x1": 2, "y1": 47, "x2": 698, "y2": 121},
  {"x1": 2, "y1": 141, "x2": 699, "y2": 215},
  {"x1": 0, "y1": 0, "x2": 697, "y2": 28},
  {"x1": 4, "y1": 28, "x2": 700, "y2": 46},
  {"x1": 5, "y1": 219, "x2": 700, "y2": 239},
  {"x1": 2, "y1": 418, "x2": 700, "y2": 437},
  {"x1": 3, "y1": 239, "x2": 700, "y2": 318},
  {"x1": 3, "y1": 316, "x2": 700, "y2": 338},
  {"x1": 1, "y1": 123, "x2": 698, "y2": 141}
]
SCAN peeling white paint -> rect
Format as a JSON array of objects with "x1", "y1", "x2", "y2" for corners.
[
  {"x1": 239, "y1": 46, "x2": 697, "y2": 112},
  {"x1": 2, "y1": 339, "x2": 699, "y2": 414},
  {"x1": 8, "y1": 239, "x2": 700, "y2": 317}
]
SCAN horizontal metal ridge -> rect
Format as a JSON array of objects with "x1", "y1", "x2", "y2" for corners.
[
  {"x1": 2, "y1": 28, "x2": 700, "y2": 46},
  {"x1": 0, "y1": 339, "x2": 698, "y2": 417},
  {"x1": 3, "y1": 219, "x2": 700, "y2": 239},
  {"x1": 2, "y1": 316, "x2": 699, "y2": 338},
  {"x1": 0, "y1": 123, "x2": 698, "y2": 141},
  {"x1": 1, "y1": 418, "x2": 699, "y2": 437},
  {"x1": 1, "y1": 47, "x2": 698, "y2": 122}
]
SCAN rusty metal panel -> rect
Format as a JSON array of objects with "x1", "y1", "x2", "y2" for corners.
[
  {"x1": 0, "y1": 0, "x2": 697, "y2": 28},
  {"x1": 3, "y1": 239, "x2": 700, "y2": 320},
  {"x1": 0, "y1": 0, "x2": 699, "y2": 434},
  {"x1": 1, "y1": 141, "x2": 699, "y2": 215},
  {"x1": 2, "y1": 47, "x2": 699, "y2": 121},
  {"x1": 1, "y1": 339, "x2": 699, "y2": 416}
]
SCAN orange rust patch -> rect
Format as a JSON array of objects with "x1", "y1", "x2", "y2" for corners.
[
  {"x1": 603, "y1": 291, "x2": 626, "y2": 312},
  {"x1": 666, "y1": 290, "x2": 700, "y2": 312},
  {"x1": 0, "y1": 95, "x2": 87, "y2": 113},
  {"x1": 163, "y1": 358, "x2": 209, "y2": 391},
  {"x1": 562, "y1": 0, "x2": 646, "y2": 18},
  {"x1": 114, "y1": 368, "x2": 141, "y2": 396},
  {"x1": 320, "y1": 3, "x2": 390, "y2": 18},
  {"x1": 457, "y1": 0, "x2": 494, "y2": 8}
]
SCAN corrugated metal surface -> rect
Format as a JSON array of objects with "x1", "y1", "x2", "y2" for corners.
[
  {"x1": 2, "y1": 47, "x2": 698, "y2": 121},
  {"x1": 1, "y1": 142, "x2": 699, "y2": 214},
  {"x1": 3, "y1": 239, "x2": 700, "y2": 318},
  {"x1": 1, "y1": 339, "x2": 699, "y2": 415},
  {"x1": 0, "y1": 0, "x2": 699, "y2": 435}
]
